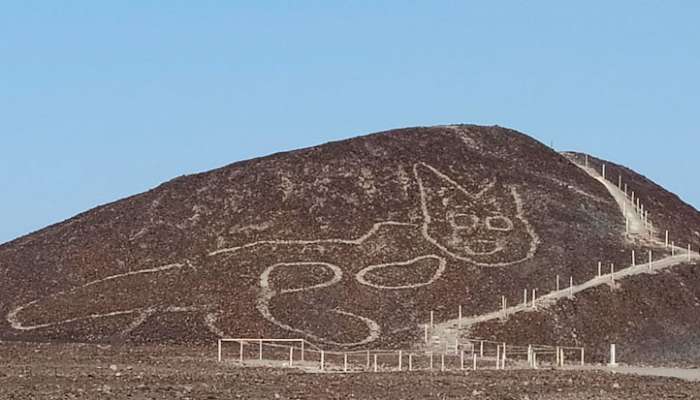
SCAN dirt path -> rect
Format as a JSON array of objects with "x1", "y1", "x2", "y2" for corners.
[{"x1": 425, "y1": 159, "x2": 699, "y2": 351}]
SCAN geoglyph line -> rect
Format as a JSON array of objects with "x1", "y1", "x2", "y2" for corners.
[{"x1": 427, "y1": 158, "x2": 699, "y2": 349}]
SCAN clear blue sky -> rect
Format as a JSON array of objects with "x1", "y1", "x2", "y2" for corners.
[{"x1": 1, "y1": 1, "x2": 698, "y2": 244}]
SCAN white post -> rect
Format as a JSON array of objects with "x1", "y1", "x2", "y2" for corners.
[
  {"x1": 602, "y1": 164, "x2": 606, "y2": 179},
  {"x1": 496, "y1": 345, "x2": 501, "y2": 370},
  {"x1": 502, "y1": 343, "x2": 507, "y2": 367},
  {"x1": 626, "y1": 217, "x2": 629, "y2": 234},
  {"x1": 533, "y1": 352, "x2": 538, "y2": 369},
  {"x1": 618, "y1": 175, "x2": 622, "y2": 188},
  {"x1": 561, "y1": 348, "x2": 566, "y2": 366},
  {"x1": 458, "y1": 305, "x2": 462, "y2": 329},
  {"x1": 455, "y1": 340, "x2": 459, "y2": 355},
  {"x1": 259, "y1": 339, "x2": 263, "y2": 361},
  {"x1": 585, "y1": 154, "x2": 589, "y2": 168},
  {"x1": 301, "y1": 341, "x2": 305, "y2": 362},
  {"x1": 569, "y1": 276, "x2": 574, "y2": 296},
  {"x1": 320, "y1": 351, "x2": 325, "y2": 371},
  {"x1": 441, "y1": 353, "x2": 445, "y2": 371},
  {"x1": 367, "y1": 350, "x2": 371, "y2": 369},
  {"x1": 624, "y1": 183, "x2": 628, "y2": 196},
  {"x1": 473, "y1": 353, "x2": 477, "y2": 370},
  {"x1": 608, "y1": 344, "x2": 618, "y2": 367},
  {"x1": 581, "y1": 348, "x2": 585, "y2": 366},
  {"x1": 429, "y1": 352, "x2": 434, "y2": 370},
  {"x1": 217, "y1": 339, "x2": 222, "y2": 363},
  {"x1": 527, "y1": 345, "x2": 532, "y2": 367},
  {"x1": 398, "y1": 350, "x2": 402, "y2": 371},
  {"x1": 632, "y1": 250, "x2": 635, "y2": 267},
  {"x1": 373, "y1": 354, "x2": 378, "y2": 372},
  {"x1": 523, "y1": 289, "x2": 528, "y2": 305},
  {"x1": 290, "y1": 347, "x2": 294, "y2": 367},
  {"x1": 689, "y1": 244, "x2": 692, "y2": 262},
  {"x1": 480, "y1": 341, "x2": 484, "y2": 357},
  {"x1": 665, "y1": 230, "x2": 669, "y2": 248},
  {"x1": 239, "y1": 341, "x2": 244, "y2": 363},
  {"x1": 531, "y1": 289, "x2": 537, "y2": 308},
  {"x1": 598, "y1": 261, "x2": 602, "y2": 277},
  {"x1": 430, "y1": 311, "x2": 434, "y2": 329},
  {"x1": 460, "y1": 350, "x2": 465, "y2": 370},
  {"x1": 610, "y1": 264, "x2": 615, "y2": 283},
  {"x1": 343, "y1": 353, "x2": 348, "y2": 372},
  {"x1": 409, "y1": 353, "x2": 413, "y2": 371},
  {"x1": 556, "y1": 275, "x2": 560, "y2": 292},
  {"x1": 556, "y1": 346, "x2": 560, "y2": 366},
  {"x1": 649, "y1": 250, "x2": 653, "y2": 271}
]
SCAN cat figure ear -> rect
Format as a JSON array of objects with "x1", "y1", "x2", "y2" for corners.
[{"x1": 414, "y1": 163, "x2": 540, "y2": 267}]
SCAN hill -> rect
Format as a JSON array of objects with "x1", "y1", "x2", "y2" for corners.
[{"x1": 1, "y1": 124, "x2": 699, "y2": 364}]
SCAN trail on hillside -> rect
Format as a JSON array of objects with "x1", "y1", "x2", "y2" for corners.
[{"x1": 424, "y1": 158, "x2": 699, "y2": 351}]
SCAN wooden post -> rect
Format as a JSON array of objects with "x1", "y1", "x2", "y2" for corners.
[
  {"x1": 373, "y1": 354, "x2": 378, "y2": 372},
  {"x1": 610, "y1": 264, "x2": 615, "y2": 282},
  {"x1": 320, "y1": 351, "x2": 325, "y2": 371},
  {"x1": 398, "y1": 350, "x2": 402, "y2": 371},
  {"x1": 585, "y1": 154, "x2": 589, "y2": 168},
  {"x1": 561, "y1": 348, "x2": 566, "y2": 366},
  {"x1": 609, "y1": 344, "x2": 618, "y2": 367},
  {"x1": 649, "y1": 250, "x2": 653, "y2": 271},
  {"x1": 424, "y1": 324, "x2": 428, "y2": 343},
  {"x1": 430, "y1": 311, "x2": 434, "y2": 329},
  {"x1": 569, "y1": 276, "x2": 574, "y2": 296},
  {"x1": 367, "y1": 350, "x2": 371, "y2": 369},
  {"x1": 672, "y1": 242, "x2": 676, "y2": 256},
  {"x1": 239, "y1": 341, "x2": 244, "y2": 363},
  {"x1": 217, "y1": 339, "x2": 222, "y2": 363},
  {"x1": 290, "y1": 347, "x2": 294, "y2": 367},
  {"x1": 496, "y1": 345, "x2": 501, "y2": 370},
  {"x1": 618, "y1": 175, "x2": 622, "y2": 188},
  {"x1": 533, "y1": 352, "x2": 538, "y2": 369},
  {"x1": 343, "y1": 353, "x2": 348, "y2": 372},
  {"x1": 689, "y1": 244, "x2": 692, "y2": 262},
  {"x1": 665, "y1": 230, "x2": 669, "y2": 248},
  {"x1": 259, "y1": 339, "x2": 263, "y2": 361},
  {"x1": 458, "y1": 305, "x2": 462, "y2": 329}
]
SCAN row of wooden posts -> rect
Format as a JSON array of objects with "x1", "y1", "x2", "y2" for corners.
[{"x1": 218, "y1": 339, "x2": 583, "y2": 372}]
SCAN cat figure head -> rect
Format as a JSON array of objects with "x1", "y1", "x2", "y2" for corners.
[{"x1": 414, "y1": 163, "x2": 539, "y2": 267}]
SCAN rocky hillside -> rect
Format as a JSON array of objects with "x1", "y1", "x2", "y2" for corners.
[{"x1": 1, "y1": 125, "x2": 698, "y2": 365}]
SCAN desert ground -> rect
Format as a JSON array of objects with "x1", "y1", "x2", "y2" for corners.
[{"x1": 2, "y1": 341, "x2": 699, "y2": 400}]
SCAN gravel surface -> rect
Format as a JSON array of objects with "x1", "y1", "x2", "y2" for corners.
[{"x1": 2, "y1": 342, "x2": 700, "y2": 399}]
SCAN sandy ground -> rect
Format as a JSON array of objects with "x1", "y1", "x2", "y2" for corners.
[{"x1": 2, "y1": 342, "x2": 700, "y2": 399}]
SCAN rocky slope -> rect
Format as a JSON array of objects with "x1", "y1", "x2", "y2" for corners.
[{"x1": 1, "y1": 125, "x2": 698, "y2": 365}]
